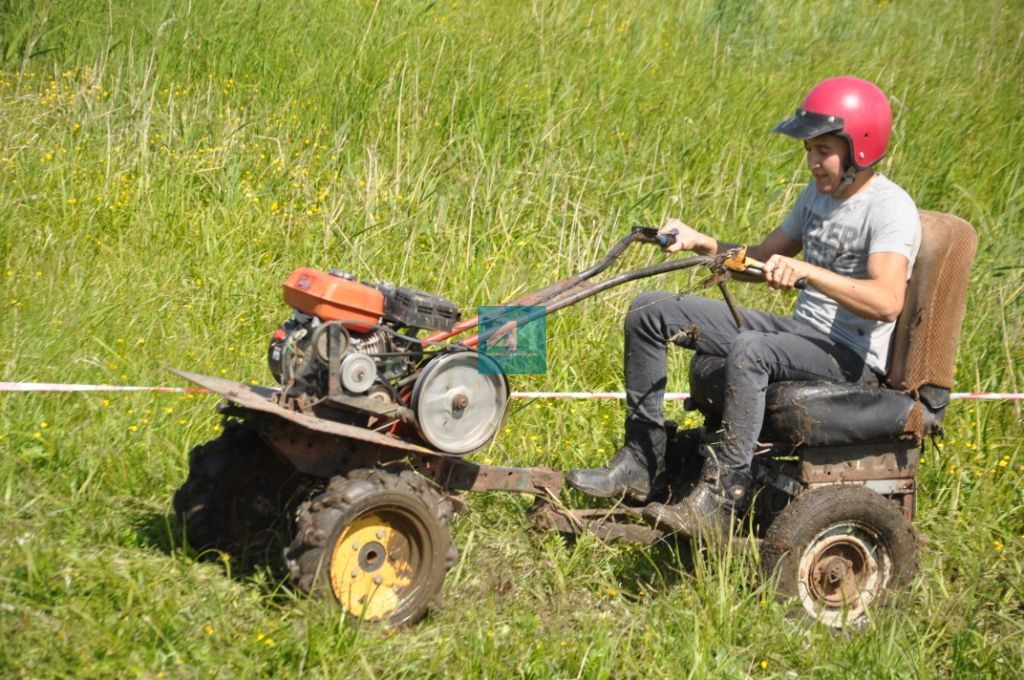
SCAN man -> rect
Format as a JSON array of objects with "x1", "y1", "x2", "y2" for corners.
[{"x1": 566, "y1": 76, "x2": 921, "y2": 537}]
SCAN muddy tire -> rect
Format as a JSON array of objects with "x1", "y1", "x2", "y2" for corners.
[
  {"x1": 760, "y1": 485, "x2": 918, "y2": 628},
  {"x1": 173, "y1": 422, "x2": 306, "y2": 555},
  {"x1": 284, "y1": 468, "x2": 458, "y2": 626}
]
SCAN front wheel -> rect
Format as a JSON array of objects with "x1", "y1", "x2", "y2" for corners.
[
  {"x1": 284, "y1": 469, "x2": 458, "y2": 626},
  {"x1": 760, "y1": 485, "x2": 918, "y2": 628}
]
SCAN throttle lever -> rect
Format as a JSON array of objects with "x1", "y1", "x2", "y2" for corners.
[{"x1": 722, "y1": 246, "x2": 808, "y2": 290}]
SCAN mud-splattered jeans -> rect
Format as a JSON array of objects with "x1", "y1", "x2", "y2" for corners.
[{"x1": 624, "y1": 291, "x2": 876, "y2": 472}]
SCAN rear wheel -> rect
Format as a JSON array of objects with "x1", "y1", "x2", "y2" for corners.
[
  {"x1": 173, "y1": 422, "x2": 305, "y2": 556},
  {"x1": 284, "y1": 469, "x2": 458, "y2": 626},
  {"x1": 760, "y1": 485, "x2": 918, "y2": 627}
]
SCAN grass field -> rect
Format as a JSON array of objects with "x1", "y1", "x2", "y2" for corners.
[{"x1": 1, "y1": 0, "x2": 1022, "y2": 676}]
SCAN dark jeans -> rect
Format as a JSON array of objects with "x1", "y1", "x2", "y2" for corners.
[{"x1": 624, "y1": 291, "x2": 875, "y2": 472}]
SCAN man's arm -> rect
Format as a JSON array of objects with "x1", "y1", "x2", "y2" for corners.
[
  {"x1": 748, "y1": 228, "x2": 802, "y2": 262},
  {"x1": 656, "y1": 218, "x2": 909, "y2": 321},
  {"x1": 762, "y1": 251, "x2": 909, "y2": 322},
  {"x1": 656, "y1": 221, "x2": 802, "y2": 282}
]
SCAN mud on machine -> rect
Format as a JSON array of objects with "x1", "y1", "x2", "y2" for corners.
[{"x1": 173, "y1": 211, "x2": 976, "y2": 627}]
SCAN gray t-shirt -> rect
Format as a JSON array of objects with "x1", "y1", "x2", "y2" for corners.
[{"x1": 780, "y1": 174, "x2": 921, "y2": 373}]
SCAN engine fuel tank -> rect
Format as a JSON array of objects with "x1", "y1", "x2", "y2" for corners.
[{"x1": 283, "y1": 268, "x2": 384, "y2": 331}]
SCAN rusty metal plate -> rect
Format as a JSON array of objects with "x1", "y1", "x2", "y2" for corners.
[
  {"x1": 798, "y1": 444, "x2": 920, "y2": 484},
  {"x1": 168, "y1": 368, "x2": 436, "y2": 456},
  {"x1": 257, "y1": 419, "x2": 407, "y2": 477},
  {"x1": 442, "y1": 459, "x2": 563, "y2": 497}
]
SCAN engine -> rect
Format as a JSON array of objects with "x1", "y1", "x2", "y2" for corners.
[{"x1": 268, "y1": 268, "x2": 460, "y2": 407}]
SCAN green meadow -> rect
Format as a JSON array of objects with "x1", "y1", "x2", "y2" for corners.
[{"x1": 1, "y1": 0, "x2": 1021, "y2": 676}]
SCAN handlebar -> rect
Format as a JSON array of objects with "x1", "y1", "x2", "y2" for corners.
[
  {"x1": 444, "y1": 225, "x2": 808, "y2": 346},
  {"x1": 635, "y1": 225, "x2": 808, "y2": 290}
]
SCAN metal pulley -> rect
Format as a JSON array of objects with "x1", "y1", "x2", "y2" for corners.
[
  {"x1": 311, "y1": 321, "x2": 350, "y2": 363},
  {"x1": 411, "y1": 351, "x2": 509, "y2": 455},
  {"x1": 340, "y1": 353, "x2": 377, "y2": 393}
]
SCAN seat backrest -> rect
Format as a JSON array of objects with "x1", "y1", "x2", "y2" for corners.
[{"x1": 886, "y1": 210, "x2": 978, "y2": 393}]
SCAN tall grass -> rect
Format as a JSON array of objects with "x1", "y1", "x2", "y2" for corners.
[{"x1": 1, "y1": 0, "x2": 1021, "y2": 676}]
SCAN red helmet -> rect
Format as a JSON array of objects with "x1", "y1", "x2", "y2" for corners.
[{"x1": 773, "y1": 76, "x2": 892, "y2": 170}]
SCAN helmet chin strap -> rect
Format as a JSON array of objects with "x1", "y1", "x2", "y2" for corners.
[{"x1": 830, "y1": 165, "x2": 858, "y2": 199}]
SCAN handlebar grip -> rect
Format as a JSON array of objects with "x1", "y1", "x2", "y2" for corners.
[
  {"x1": 795, "y1": 278, "x2": 808, "y2": 290},
  {"x1": 655, "y1": 228, "x2": 678, "y2": 248},
  {"x1": 632, "y1": 225, "x2": 678, "y2": 247}
]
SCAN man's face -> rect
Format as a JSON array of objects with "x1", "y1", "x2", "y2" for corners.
[{"x1": 803, "y1": 134, "x2": 851, "y2": 194}]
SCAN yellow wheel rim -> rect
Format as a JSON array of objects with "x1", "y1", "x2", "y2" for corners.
[{"x1": 329, "y1": 511, "x2": 420, "y2": 621}]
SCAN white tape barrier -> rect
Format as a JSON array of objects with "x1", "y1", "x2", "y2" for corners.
[
  {"x1": 0, "y1": 382, "x2": 1021, "y2": 401},
  {"x1": 0, "y1": 382, "x2": 206, "y2": 393},
  {"x1": 513, "y1": 391, "x2": 1024, "y2": 401}
]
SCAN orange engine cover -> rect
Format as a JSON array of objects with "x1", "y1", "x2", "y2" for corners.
[{"x1": 282, "y1": 268, "x2": 385, "y2": 332}]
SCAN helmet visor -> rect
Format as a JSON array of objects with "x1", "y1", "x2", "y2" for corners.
[{"x1": 772, "y1": 108, "x2": 845, "y2": 140}]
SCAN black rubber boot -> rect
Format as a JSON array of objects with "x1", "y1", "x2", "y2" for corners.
[
  {"x1": 642, "y1": 451, "x2": 751, "y2": 538},
  {"x1": 565, "y1": 421, "x2": 667, "y2": 503}
]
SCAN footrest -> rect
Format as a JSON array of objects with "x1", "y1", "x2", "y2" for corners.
[{"x1": 527, "y1": 502, "x2": 665, "y2": 544}]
